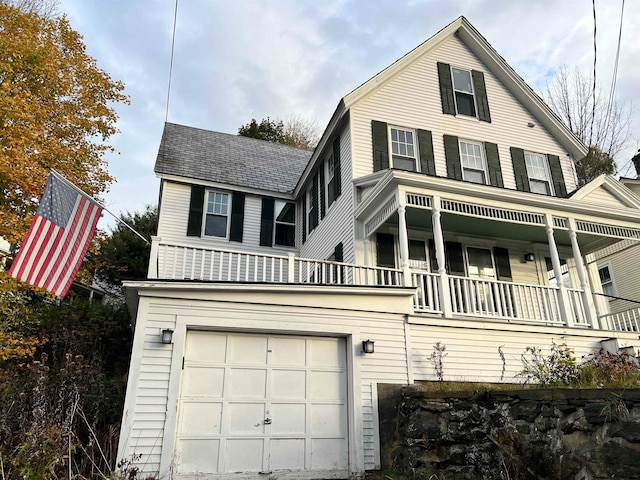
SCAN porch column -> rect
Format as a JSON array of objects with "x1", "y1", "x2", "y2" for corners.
[
  {"x1": 147, "y1": 236, "x2": 160, "y2": 278},
  {"x1": 432, "y1": 196, "x2": 452, "y2": 317},
  {"x1": 397, "y1": 201, "x2": 412, "y2": 287},
  {"x1": 363, "y1": 236, "x2": 370, "y2": 266},
  {"x1": 545, "y1": 214, "x2": 573, "y2": 327},
  {"x1": 568, "y1": 218, "x2": 600, "y2": 329}
]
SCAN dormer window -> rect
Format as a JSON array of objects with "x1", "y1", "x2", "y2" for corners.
[
  {"x1": 452, "y1": 68, "x2": 476, "y2": 117},
  {"x1": 390, "y1": 127, "x2": 418, "y2": 172}
]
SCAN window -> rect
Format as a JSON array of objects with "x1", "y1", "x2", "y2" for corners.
[
  {"x1": 466, "y1": 247, "x2": 495, "y2": 278},
  {"x1": 545, "y1": 257, "x2": 571, "y2": 288},
  {"x1": 452, "y1": 68, "x2": 476, "y2": 117},
  {"x1": 274, "y1": 201, "x2": 295, "y2": 247},
  {"x1": 204, "y1": 191, "x2": 229, "y2": 238},
  {"x1": 325, "y1": 154, "x2": 336, "y2": 207},
  {"x1": 306, "y1": 189, "x2": 313, "y2": 233},
  {"x1": 459, "y1": 140, "x2": 487, "y2": 184},
  {"x1": 598, "y1": 264, "x2": 616, "y2": 298},
  {"x1": 390, "y1": 127, "x2": 418, "y2": 172},
  {"x1": 409, "y1": 240, "x2": 428, "y2": 270},
  {"x1": 525, "y1": 152, "x2": 553, "y2": 195}
]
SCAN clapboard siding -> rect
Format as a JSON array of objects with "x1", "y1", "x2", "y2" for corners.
[
  {"x1": 351, "y1": 35, "x2": 576, "y2": 193},
  {"x1": 599, "y1": 245, "x2": 640, "y2": 313},
  {"x1": 157, "y1": 181, "x2": 298, "y2": 255},
  {"x1": 300, "y1": 126, "x2": 356, "y2": 263},
  {"x1": 409, "y1": 323, "x2": 608, "y2": 383},
  {"x1": 581, "y1": 186, "x2": 629, "y2": 208}
]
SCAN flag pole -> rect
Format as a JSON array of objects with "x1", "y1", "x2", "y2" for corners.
[{"x1": 50, "y1": 169, "x2": 151, "y2": 245}]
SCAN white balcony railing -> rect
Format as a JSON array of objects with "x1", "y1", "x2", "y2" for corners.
[
  {"x1": 600, "y1": 307, "x2": 640, "y2": 332},
  {"x1": 448, "y1": 275, "x2": 564, "y2": 325},
  {"x1": 150, "y1": 241, "x2": 605, "y2": 329}
]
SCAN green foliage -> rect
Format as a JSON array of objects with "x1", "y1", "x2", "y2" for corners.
[
  {"x1": 519, "y1": 342, "x2": 640, "y2": 388},
  {"x1": 238, "y1": 117, "x2": 287, "y2": 143},
  {"x1": 91, "y1": 205, "x2": 157, "y2": 296},
  {"x1": 575, "y1": 146, "x2": 616, "y2": 186}
]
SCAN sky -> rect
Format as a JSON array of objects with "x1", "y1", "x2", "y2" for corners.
[{"x1": 57, "y1": 0, "x2": 640, "y2": 231}]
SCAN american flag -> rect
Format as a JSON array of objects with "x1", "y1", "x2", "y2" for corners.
[{"x1": 9, "y1": 172, "x2": 102, "y2": 297}]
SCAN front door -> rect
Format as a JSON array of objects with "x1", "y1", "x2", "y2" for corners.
[{"x1": 175, "y1": 331, "x2": 349, "y2": 478}]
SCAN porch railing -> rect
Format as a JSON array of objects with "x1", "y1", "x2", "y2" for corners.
[
  {"x1": 154, "y1": 242, "x2": 403, "y2": 286},
  {"x1": 599, "y1": 307, "x2": 640, "y2": 332},
  {"x1": 448, "y1": 275, "x2": 564, "y2": 325},
  {"x1": 411, "y1": 271, "x2": 441, "y2": 313}
]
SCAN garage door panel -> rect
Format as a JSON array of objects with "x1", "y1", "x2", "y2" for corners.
[
  {"x1": 228, "y1": 335, "x2": 268, "y2": 364},
  {"x1": 176, "y1": 439, "x2": 220, "y2": 473},
  {"x1": 311, "y1": 438, "x2": 348, "y2": 469},
  {"x1": 225, "y1": 438, "x2": 264, "y2": 472},
  {"x1": 271, "y1": 369, "x2": 306, "y2": 399},
  {"x1": 269, "y1": 439, "x2": 305, "y2": 470},
  {"x1": 178, "y1": 401, "x2": 222, "y2": 435},
  {"x1": 270, "y1": 336, "x2": 306, "y2": 366},
  {"x1": 182, "y1": 366, "x2": 225, "y2": 397},
  {"x1": 310, "y1": 370, "x2": 346, "y2": 400},
  {"x1": 228, "y1": 368, "x2": 266, "y2": 397},
  {"x1": 310, "y1": 338, "x2": 346, "y2": 368},
  {"x1": 311, "y1": 404, "x2": 347, "y2": 435},
  {"x1": 184, "y1": 332, "x2": 227, "y2": 363},
  {"x1": 270, "y1": 403, "x2": 306, "y2": 434},
  {"x1": 227, "y1": 403, "x2": 265, "y2": 434}
]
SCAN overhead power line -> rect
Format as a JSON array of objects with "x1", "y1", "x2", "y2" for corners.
[{"x1": 165, "y1": 0, "x2": 179, "y2": 124}]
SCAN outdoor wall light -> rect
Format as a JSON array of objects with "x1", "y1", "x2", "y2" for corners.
[
  {"x1": 362, "y1": 339, "x2": 375, "y2": 354},
  {"x1": 524, "y1": 253, "x2": 535, "y2": 262},
  {"x1": 161, "y1": 328, "x2": 174, "y2": 345}
]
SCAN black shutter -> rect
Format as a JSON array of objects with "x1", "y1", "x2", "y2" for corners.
[
  {"x1": 372, "y1": 120, "x2": 389, "y2": 172},
  {"x1": 548, "y1": 154, "x2": 567, "y2": 197},
  {"x1": 437, "y1": 62, "x2": 456, "y2": 115},
  {"x1": 493, "y1": 247, "x2": 512, "y2": 281},
  {"x1": 376, "y1": 233, "x2": 395, "y2": 268},
  {"x1": 445, "y1": 241, "x2": 465, "y2": 276},
  {"x1": 443, "y1": 135, "x2": 463, "y2": 180},
  {"x1": 484, "y1": 142, "x2": 503, "y2": 188},
  {"x1": 259, "y1": 197, "x2": 275, "y2": 247},
  {"x1": 428, "y1": 239, "x2": 439, "y2": 273},
  {"x1": 472, "y1": 70, "x2": 491, "y2": 122},
  {"x1": 333, "y1": 136, "x2": 341, "y2": 198},
  {"x1": 417, "y1": 129, "x2": 436, "y2": 176},
  {"x1": 187, "y1": 185, "x2": 205, "y2": 237},
  {"x1": 229, "y1": 192, "x2": 245, "y2": 242},
  {"x1": 510, "y1": 147, "x2": 530, "y2": 192},
  {"x1": 320, "y1": 165, "x2": 326, "y2": 219},
  {"x1": 302, "y1": 195, "x2": 307, "y2": 243},
  {"x1": 310, "y1": 173, "x2": 318, "y2": 230},
  {"x1": 334, "y1": 242, "x2": 343, "y2": 263}
]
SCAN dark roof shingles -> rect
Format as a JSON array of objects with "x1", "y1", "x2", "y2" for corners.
[{"x1": 155, "y1": 123, "x2": 312, "y2": 194}]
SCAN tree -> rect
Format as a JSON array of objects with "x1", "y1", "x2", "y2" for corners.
[
  {"x1": 239, "y1": 116, "x2": 321, "y2": 149},
  {"x1": 544, "y1": 66, "x2": 632, "y2": 186},
  {"x1": 91, "y1": 206, "x2": 157, "y2": 296},
  {"x1": 0, "y1": 3, "x2": 128, "y2": 245}
]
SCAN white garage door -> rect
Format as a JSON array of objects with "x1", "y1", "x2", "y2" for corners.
[{"x1": 175, "y1": 331, "x2": 349, "y2": 478}]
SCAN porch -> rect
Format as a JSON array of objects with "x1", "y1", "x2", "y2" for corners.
[{"x1": 148, "y1": 239, "x2": 612, "y2": 331}]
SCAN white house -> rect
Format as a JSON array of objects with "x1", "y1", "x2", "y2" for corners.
[{"x1": 118, "y1": 17, "x2": 640, "y2": 479}]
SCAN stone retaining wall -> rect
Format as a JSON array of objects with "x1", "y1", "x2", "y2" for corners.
[{"x1": 378, "y1": 384, "x2": 640, "y2": 480}]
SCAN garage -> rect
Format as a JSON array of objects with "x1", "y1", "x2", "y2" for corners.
[{"x1": 174, "y1": 331, "x2": 349, "y2": 477}]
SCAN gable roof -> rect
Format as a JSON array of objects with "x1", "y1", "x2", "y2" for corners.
[
  {"x1": 155, "y1": 123, "x2": 312, "y2": 195},
  {"x1": 570, "y1": 174, "x2": 640, "y2": 209}
]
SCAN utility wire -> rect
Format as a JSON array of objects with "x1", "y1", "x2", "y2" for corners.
[
  {"x1": 588, "y1": 0, "x2": 597, "y2": 148},
  {"x1": 601, "y1": 0, "x2": 625, "y2": 157},
  {"x1": 165, "y1": 0, "x2": 179, "y2": 124}
]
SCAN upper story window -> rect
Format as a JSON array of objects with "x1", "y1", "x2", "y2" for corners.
[
  {"x1": 390, "y1": 127, "x2": 418, "y2": 172},
  {"x1": 274, "y1": 201, "x2": 295, "y2": 247},
  {"x1": 459, "y1": 140, "x2": 487, "y2": 184},
  {"x1": 452, "y1": 68, "x2": 476, "y2": 117},
  {"x1": 598, "y1": 263, "x2": 616, "y2": 298},
  {"x1": 306, "y1": 188, "x2": 314, "y2": 233},
  {"x1": 325, "y1": 153, "x2": 336, "y2": 206},
  {"x1": 525, "y1": 152, "x2": 553, "y2": 195},
  {"x1": 204, "y1": 191, "x2": 229, "y2": 238}
]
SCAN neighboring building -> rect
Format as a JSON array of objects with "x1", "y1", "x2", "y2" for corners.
[{"x1": 118, "y1": 17, "x2": 640, "y2": 479}]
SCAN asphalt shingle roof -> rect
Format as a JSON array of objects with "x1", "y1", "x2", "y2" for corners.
[{"x1": 154, "y1": 123, "x2": 313, "y2": 195}]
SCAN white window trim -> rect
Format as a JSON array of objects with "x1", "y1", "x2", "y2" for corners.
[
  {"x1": 597, "y1": 261, "x2": 617, "y2": 299},
  {"x1": 464, "y1": 245, "x2": 496, "y2": 279},
  {"x1": 524, "y1": 151, "x2": 555, "y2": 196},
  {"x1": 274, "y1": 200, "x2": 296, "y2": 248},
  {"x1": 203, "y1": 190, "x2": 231, "y2": 239},
  {"x1": 388, "y1": 125, "x2": 420, "y2": 172},
  {"x1": 451, "y1": 67, "x2": 478, "y2": 118},
  {"x1": 306, "y1": 188, "x2": 314, "y2": 235},
  {"x1": 325, "y1": 153, "x2": 335, "y2": 209},
  {"x1": 458, "y1": 139, "x2": 489, "y2": 185}
]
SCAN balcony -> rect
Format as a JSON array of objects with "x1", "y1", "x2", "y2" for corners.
[{"x1": 148, "y1": 240, "x2": 623, "y2": 331}]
